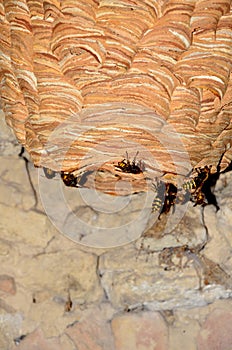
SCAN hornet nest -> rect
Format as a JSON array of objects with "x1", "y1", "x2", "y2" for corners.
[{"x1": 1, "y1": 0, "x2": 232, "y2": 197}]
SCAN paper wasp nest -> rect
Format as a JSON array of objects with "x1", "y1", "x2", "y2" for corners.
[{"x1": 1, "y1": 0, "x2": 232, "y2": 195}]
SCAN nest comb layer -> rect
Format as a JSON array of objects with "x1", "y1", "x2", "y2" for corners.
[{"x1": 1, "y1": 0, "x2": 232, "y2": 194}]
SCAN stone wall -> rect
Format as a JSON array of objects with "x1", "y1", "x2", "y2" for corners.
[{"x1": 1, "y1": 110, "x2": 232, "y2": 349}]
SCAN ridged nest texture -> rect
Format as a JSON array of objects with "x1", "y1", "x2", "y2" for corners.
[{"x1": 1, "y1": 0, "x2": 232, "y2": 194}]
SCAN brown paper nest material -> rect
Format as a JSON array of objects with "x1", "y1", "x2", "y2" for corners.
[{"x1": 1, "y1": 0, "x2": 232, "y2": 194}]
